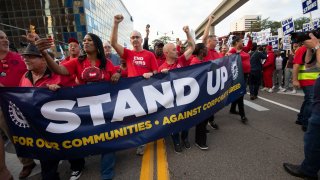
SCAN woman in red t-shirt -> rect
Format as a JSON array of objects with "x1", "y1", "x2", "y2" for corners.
[
  {"x1": 35, "y1": 33, "x2": 120, "y2": 179},
  {"x1": 36, "y1": 33, "x2": 120, "y2": 85}
]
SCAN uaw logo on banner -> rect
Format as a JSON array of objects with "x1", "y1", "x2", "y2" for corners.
[
  {"x1": 0, "y1": 55, "x2": 245, "y2": 160},
  {"x1": 267, "y1": 36, "x2": 279, "y2": 50},
  {"x1": 302, "y1": 0, "x2": 318, "y2": 14},
  {"x1": 282, "y1": 17, "x2": 295, "y2": 36}
]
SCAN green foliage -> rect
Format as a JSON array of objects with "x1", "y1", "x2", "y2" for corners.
[
  {"x1": 250, "y1": 17, "x2": 281, "y2": 35},
  {"x1": 294, "y1": 17, "x2": 310, "y2": 30},
  {"x1": 151, "y1": 35, "x2": 172, "y2": 46}
]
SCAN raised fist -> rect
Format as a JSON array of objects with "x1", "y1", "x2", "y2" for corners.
[{"x1": 114, "y1": 14, "x2": 124, "y2": 24}]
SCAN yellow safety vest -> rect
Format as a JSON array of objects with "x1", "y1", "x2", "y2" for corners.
[{"x1": 298, "y1": 65, "x2": 320, "y2": 80}]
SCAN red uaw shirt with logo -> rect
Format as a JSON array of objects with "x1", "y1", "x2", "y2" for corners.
[
  {"x1": 0, "y1": 51, "x2": 27, "y2": 87},
  {"x1": 122, "y1": 48, "x2": 158, "y2": 77},
  {"x1": 62, "y1": 57, "x2": 116, "y2": 84},
  {"x1": 158, "y1": 55, "x2": 187, "y2": 72}
]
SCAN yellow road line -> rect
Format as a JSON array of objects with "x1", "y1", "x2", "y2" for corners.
[
  {"x1": 156, "y1": 139, "x2": 169, "y2": 180},
  {"x1": 140, "y1": 142, "x2": 154, "y2": 180}
]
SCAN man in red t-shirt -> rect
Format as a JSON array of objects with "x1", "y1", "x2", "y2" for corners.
[
  {"x1": 159, "y1": 25, "x2": 195, "y2": 153},
  {"x1": 0, "y1": 30, "x2": 36, "y2": 180},
  {"x1": 111, "y1": 14, "x2": 158, "y2": 79},
  {"x1": 202, "y1": 15, "x2": 222, "y2": 62},
  {"x1": 111, "y1": 14, "x2": 158, "y2": 156},
  {"x1": 292, "y1": 44, "x2": 316, "y2": 131}
]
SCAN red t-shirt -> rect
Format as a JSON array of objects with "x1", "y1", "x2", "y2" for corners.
[
  {"x1": 158, "y1": 55, "x2": 187, "y2": 72},
  {"x1": 19, "y1": 69, "x2": 71, "y2": 87},
  {"x1": 293, "y1": 46, "x2": 314, "y2": 87},
  {"x1": 114, "y1": 66, "x2": 128, "y2": 78},
  {"x1": 190, "y1": 56, "x2": 207, "y2": 65},
  {"x1": 229, "y1": 48, "x2": 251, "y2": 73},
  {"x1": 156, "y1": 54, "x2": 166, "y2": 67},
  {"x1": 0, "y1": 51, "x2": 27, "y2": 87},
  {"x1": 122, "y1": 48, "x2": 158, "y2": 77},
  {"x1": 62, "y1": 58, "x2": 115, "y2": 84},
  {"x1": 60, "y1": 56, "x2": 77, "y2": 86},
  {"x1": 204, "y1": 49, "x2": 222, "y2": 61}
]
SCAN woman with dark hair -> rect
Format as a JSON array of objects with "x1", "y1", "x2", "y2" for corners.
[
  {"x1": 35, "y1": 33, "x2": 120, "y2": 84},
  {"x1": 35, "y1": 33, "x2": 120, "y2": 180},
  {"x1": 228, "y1": 36, "x2": 251, "y2": 123},
  {"x1": 189, "y1": 43, "x2": 210, "y2": 150}
]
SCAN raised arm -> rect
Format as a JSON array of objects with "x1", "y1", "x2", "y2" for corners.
[
  {"x1": 202, "y1": 15, "x2": 214, "y2": 43},
  {"x1": 110, "y1": 14, "x2": 125, "y2": 57},
  {"x1": 182, "y1": 26, "x2": 195, "y2": 60},
  {"x1": 143, "y1": 25, "x2": 150, "y2": 51},
  {"x1": 303, "y1": 33, "x2": 320, "y2": 68},
  {"x1": 35, "y1": 38, "x2": 70, "y2": 75}
]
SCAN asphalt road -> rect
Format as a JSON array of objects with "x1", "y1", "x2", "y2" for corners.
[{"x1": 6, "y1": 90, "x2": 306, "y2": 180}]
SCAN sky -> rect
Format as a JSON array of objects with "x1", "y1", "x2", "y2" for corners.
[{"x1": 121, "y1": 0, "x2": 320, "y2": 42}]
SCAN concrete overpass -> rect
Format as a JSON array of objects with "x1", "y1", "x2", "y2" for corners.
[{"x1": 195, "y1": 0, "x2": 249, "y2": 39}]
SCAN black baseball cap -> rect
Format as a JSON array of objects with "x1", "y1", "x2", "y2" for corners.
[{"x1": 21, "y1": 43, "x2": 42, "y2": 57}]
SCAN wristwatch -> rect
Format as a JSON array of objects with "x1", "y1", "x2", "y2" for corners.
[{"x1": 314, "y1": 45, "x2": 320, "y2": 50}]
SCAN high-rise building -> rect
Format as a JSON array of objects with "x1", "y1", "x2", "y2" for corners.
[
  {"x1": 230, "y1": 15, "x2": 261, "y2": 32},
  {"x1": 0, "y1": 0, "x2": 133, "y2": 50}
]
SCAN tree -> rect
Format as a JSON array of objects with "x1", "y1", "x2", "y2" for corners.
[
  {"x1": 251, "y1": 17, "x2": 281, "y2": 35},
  {"x1": 151, "y1": 35, "x2": 172, "y2": 47},
  {"x1": 294, "y1": 17, "x2": 310, "y2": 31}
]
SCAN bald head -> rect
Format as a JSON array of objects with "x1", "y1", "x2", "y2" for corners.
[{"x1": 163, "y1": 43, "x2": 178, "y2": 60}]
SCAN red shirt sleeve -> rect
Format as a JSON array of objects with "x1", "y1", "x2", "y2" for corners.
[
  {"x1": 243, "y1": 38, "x2": 252, "y2": 53},
  {"x1": 62, "y1": 58, "x2": 78, "y2": 75},
  {"x1": 293, "y1": 46, "x2": 307, "y2": 65},
  {"x1": 229, "y1": 48, "x2": 237, "y2": 54}
]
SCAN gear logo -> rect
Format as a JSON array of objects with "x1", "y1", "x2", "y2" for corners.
[
  {"x1": 8, "y1": 101, "x2": 29, "y2": 128},
  {"x1": 231, "y1": 62, "x2": 238, "y2": 80}
]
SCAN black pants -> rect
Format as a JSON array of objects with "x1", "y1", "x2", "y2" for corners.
[
  {"x1": 249, "y1": 70, "x2": 262, "y2": 96},
  {"x1": 230, "y1": 96, "x2": 245, "y2": 118},
  {"x1": 40, "y1": 158, "x2": 85, "y2": 180},
  {"x1": 195, "y1": 116, "x2": 211, "y2": 145}
]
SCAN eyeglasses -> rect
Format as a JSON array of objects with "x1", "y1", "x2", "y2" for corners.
[{"x1": 130, "y1": 36, "x2": 141, "y2": 40}]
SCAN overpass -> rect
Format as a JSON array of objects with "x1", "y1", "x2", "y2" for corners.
[{"x1": 195, "y1": 0, "x2": 249, "y2": 39}]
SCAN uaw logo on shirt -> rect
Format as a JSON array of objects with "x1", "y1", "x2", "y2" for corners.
[
  {"x1": 231, "y1": 61, "x2": 239, "y2": 80},
  {"x1": 8, "y1": 101, "x2": 29, "y2": 128},
  {"x1": 133, "y1": 56, "x2": 147, "y2": 67}
]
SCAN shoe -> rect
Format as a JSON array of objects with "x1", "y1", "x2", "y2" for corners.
[
  {"x1": 291, "y1": 89, "x2": 297, "y2": 94},
  {"x1": 267, "y1": 88, "x2": 273, "y2": 93},
  {"x1": 280, "y1": 88, "x2": 286, "y2": 92},
  {"x1": 253, "y1": 96, "x2": 258, "y2": 100},
  {"x1": 241, "y1": 116, "x2": 248, "y2": 124},
  {"x1": 295, "y1": 120, "x2": 302, "y2": 125},
  {"x1": 70, "y1": 170, "x2": 82, "y2": 180},
  {"x1": 208, "y1": 121, "x2": 219, "y2": 130},
  {"x1": 250, "y1": 95, "x2": 255, "y2": 100},
  {"x1": 261, "y1": 87, "x2": 268, "y2": 91},
  {"x1": 136, "y1": 145, "x2": 145, "y2": 156},
  {"x1": 195, "y1": 143, "x2": 209, "y2": 150},
  {"x1": 283, "y1": 163, "x2": 317, "y2": 179},
  {"x1": 182, "y1": 139, "x2": 191, "y2": 149},
  {"x1": 19, "y1": 162, "x2": 36, "y2": 179},
  {"x1": 173, "y1": 143, "x2": 182, "y2": 153},
  {"x1": 229, "y1": 110, "x2": 239, "y2": 115},
  {"x1": 271, "y1": 86, "x2": 275, "y2": 90}
]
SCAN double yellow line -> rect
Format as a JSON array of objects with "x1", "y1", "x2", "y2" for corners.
[{"x1": 140, "y1": 139, "x2": 169, "y2": 180}]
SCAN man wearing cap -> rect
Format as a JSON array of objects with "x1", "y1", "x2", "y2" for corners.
[
  {"x1": 0, "y1": 30, "x2": 36, "y2": 180},
  {"x1": 142, "y1": 25, "x2": 166, "y2": 67},
  {"x1": 20, "y1": 43, "x2": 77, "y2": 180},
  {"x1": 111, "y1": 14, "x2": 158, "y2": 156},
  {"x1": 61, "y1": 38, "x2": 81, "y2": 63},
  {"x1": 103, "y1": 41, "x2": 121, "y2": 66}
]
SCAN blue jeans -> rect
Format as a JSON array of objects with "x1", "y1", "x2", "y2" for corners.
[
  {"x1": 101, "y1": 152, "x2": 115, "y2": 180},
  {"x1": 171, "y1": 130, "x2": 188, "y2": 145},
  {"x1": 300, "y1": 114, "x2": 320, "y2": 177},
  {"x1": 301, "y1": 86, "x2": 314, "y2": 128}
]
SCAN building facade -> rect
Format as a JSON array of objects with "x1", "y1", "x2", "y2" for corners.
[
  {"x1": 0, "y1": 0, "x2": 133, "y2": 50},
  {"x1": 230, "y1": 15, "x2": 261, "y2": 32}
]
